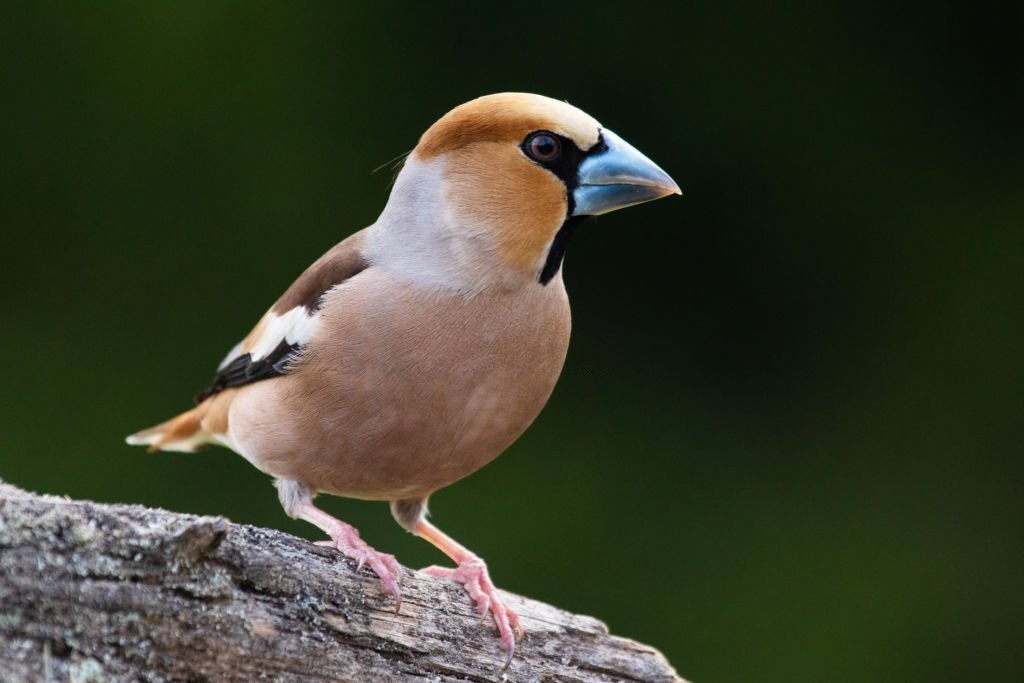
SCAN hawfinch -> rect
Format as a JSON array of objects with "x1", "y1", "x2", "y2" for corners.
[{"x1": 128, "y1": 92, "x2": 679, "y2": 665}]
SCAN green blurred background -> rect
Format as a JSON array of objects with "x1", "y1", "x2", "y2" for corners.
[{"x1": 3, "y1": 3, "x2": 1022, "y2": 681}]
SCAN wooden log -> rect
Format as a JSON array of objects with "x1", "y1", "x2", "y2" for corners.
[{"x1": 0, "y1": 480, "x2": 684, "y2": 682}]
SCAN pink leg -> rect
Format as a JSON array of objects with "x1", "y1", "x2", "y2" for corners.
[
  {"x1": 413, "y1": 519, "x2": 522, "y2": 668},
  {"x1": 279, "y1": 480, "x2": 403, "y2": 610}
]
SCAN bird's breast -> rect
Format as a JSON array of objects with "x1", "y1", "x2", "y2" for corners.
[{"x1": 228, "y1": 269, "x2": 571, "y2": 500}]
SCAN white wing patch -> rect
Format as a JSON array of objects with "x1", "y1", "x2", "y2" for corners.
[{"x1": 247, "y1": 306, "x2": 321, "y2": 361}]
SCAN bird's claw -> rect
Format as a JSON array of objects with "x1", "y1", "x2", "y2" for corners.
[
  {"x1": 318, "y1": 532, "x2": 403, "y2": 611},
  {"x1": 423, "y1": 557, "x2": 521, "y2": 669}
]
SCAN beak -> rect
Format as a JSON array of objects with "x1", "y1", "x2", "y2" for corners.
[{"x1": 572, "y1": 129, "x2": 681, "y2": 216}]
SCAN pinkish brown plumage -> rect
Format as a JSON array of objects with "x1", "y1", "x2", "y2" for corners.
[{"x1": 127, "y1": 93, "x2": 679, "y2": 667}]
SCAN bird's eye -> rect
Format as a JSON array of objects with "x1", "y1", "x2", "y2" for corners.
[{"x1": 523, "y1": 132, "x2": 562, "y2": 163}]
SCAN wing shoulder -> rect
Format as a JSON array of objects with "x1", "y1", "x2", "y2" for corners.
[{"x1": 271, "y1": 230, "x2": 371, "y2": 315}]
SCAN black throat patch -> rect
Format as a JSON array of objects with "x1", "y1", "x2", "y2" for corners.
[{"x1": 538, "y1": 214, "x2": 587, "y2": 285}]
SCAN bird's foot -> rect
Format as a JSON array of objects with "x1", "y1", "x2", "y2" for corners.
[
  {"x1": 315, "y1": 525, "x2": 403, "y2": 610},
  {"x1": 422, "y1": 556, "x2": 522, "y2": 668}
]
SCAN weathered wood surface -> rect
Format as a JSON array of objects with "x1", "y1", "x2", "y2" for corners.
[{"x1": 0, "y1": 481, "x2": 684, "y2": 682}]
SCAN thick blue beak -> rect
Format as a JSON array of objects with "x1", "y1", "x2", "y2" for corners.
[{"x1": 572, "y1": 129, "x2": 681, "y2": 216}]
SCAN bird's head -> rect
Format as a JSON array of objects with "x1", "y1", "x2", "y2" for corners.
[{"x1": 368, "y1": 93, "x2": 680, "y2": 292}]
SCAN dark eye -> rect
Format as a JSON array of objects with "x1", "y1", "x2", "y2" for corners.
[{"x1": 524, "y1": 132, "x2": 562, "y2": 163}]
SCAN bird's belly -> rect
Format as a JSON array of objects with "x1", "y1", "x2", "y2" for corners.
[
  {"x1": 227, "y1": 281, "x2": 570, "y2": 500},
  {"x1": 230, "y1": 355, "x2": 556, "y2": 500},
  {"x1": 340, "y1": 372, "x2": 544, "y2": 498}
]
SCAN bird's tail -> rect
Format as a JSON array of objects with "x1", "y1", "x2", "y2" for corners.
[{"x1": 125, "y1": 390, "x2": 234, "y2": 453}]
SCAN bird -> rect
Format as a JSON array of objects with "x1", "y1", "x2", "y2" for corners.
[{"x1": 127, "y1": 92, "x2": 680, "y2": 666}]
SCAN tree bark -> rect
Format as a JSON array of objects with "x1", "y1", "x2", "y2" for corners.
[{"x1": 0, "y1": 480, "x2": 684, "y2": 682}]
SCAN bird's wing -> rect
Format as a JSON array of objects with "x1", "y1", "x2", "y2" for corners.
[{"x1": 195, "y1": 230, "x2": 370, "y2": 403}]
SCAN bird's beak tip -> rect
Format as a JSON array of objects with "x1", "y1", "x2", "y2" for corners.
[
  {"x1": 663, "y1": 179, "x2": 683, "y2": 197},
  {"x1": 571, "y1": 129, "x2": 682, "y2": 216}
]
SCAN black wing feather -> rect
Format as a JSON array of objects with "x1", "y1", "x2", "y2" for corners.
[{"x1": 194, "y1": 339, "x2": 299, "y2": 404}]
